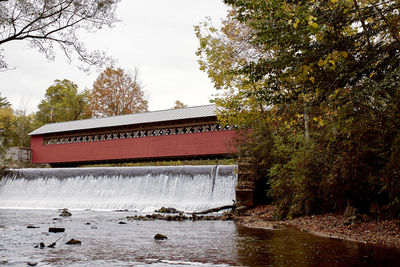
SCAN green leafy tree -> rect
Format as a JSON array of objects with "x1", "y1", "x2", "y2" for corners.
[
  {"x1": 0, "y1": 0, "x2": 120, "y2": 71},
  {"x1": 36, "y1": 79, "x2": 88, "y2": 124},
  {"x1": 198, "y1": 0, "x2": 400, "y2": 217},
  {"x1": 0, "y1": 108, "x2": 40, "y2": 149},
  {"x1": 0, "y1": 93, "x2": 13, "y2": 156},
  {"x1": 0, "y1": 107, "x2": 16, "y2": 147},
  {"x1": 0, "y1": 106, "x2": 14, "y2": 166},
  {"x1": 14, "y1": 109, "x2": 40, "y2": 147},
  {"x1": 196, "y1": 10, "x2": 276, "y2": 204},
  {"x1": 0, "y1": 93, "x2": 39, "y2": 167},
  {"x1": 195, "y1": 12, "x2": 267, "y2": 127}
]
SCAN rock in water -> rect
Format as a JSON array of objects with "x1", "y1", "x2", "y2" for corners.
[
  {"x1": 59, "y1": 210, "x2": 72, "y2": 217},
  {"x1": 65, "y1": 239, "x2": 81, "y2": 245},
  {"x1": 154, "y1": 233, "x2": 168, "y2": 240},
  {"x1": 34, "y1": 242, "x2": 45, "y2": 249},
  {"x1": 27, "y1": 225, "x2": 40, "y2": 229},
  {"x1": 49, "y1": 227, "x2": 65, "y2": 233},
  {"x1": 154, "y1": 207, "x2": 182, "y2": 214},
  {"x1": 27, "y1": 262, "x2": 38, "y2": 266}
]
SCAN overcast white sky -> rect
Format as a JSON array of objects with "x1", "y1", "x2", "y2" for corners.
[{"x1": 0, "y1": 0, "x2": 228, "y2": 113}]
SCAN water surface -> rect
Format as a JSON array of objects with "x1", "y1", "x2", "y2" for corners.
[{"x1": 0, "y1": 209, "x2": 399, "y2": 266}]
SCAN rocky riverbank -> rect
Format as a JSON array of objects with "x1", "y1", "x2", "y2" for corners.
[
  {"x1": 235, "y1": 205, "x2": 400, "y2": 248},
  {"x1": 126, "y1": 211, "x2": 234, "y2": 222}
]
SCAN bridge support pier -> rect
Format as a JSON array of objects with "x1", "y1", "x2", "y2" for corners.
[{"x1": 235, "y1": 157, "x2": 254, "y2": 209}]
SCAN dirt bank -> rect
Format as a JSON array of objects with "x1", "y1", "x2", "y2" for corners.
[{"x1": 235, "y1": 205, "x2": 400, "y2": 248}]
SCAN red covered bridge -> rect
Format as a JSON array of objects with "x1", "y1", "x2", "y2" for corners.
[{"x1": 29, "y1": 105, "x2": 236, "y2": 166}]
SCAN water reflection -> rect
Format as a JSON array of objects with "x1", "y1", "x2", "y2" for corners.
[
  {"x1": 0, "y1": 209, "x2": 399, "y2": 266},
  {"x1": 235, "y1": 225, "x2": 400, "y2": 266}
]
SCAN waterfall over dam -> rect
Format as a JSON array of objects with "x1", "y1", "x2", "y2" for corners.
[{"x1": 0, "y1": 165, "x2": 237, "y2": 212}]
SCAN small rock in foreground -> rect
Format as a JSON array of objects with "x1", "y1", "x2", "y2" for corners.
[
  {"x1": 118, "y1": 221, "x2": 127, "y2": 224},
  {"x1": 49, "y1": 227, "x2": 65, "y2": 233},
  {"x1": 27, "y1": 225, "x2": 40, "y2": 229},
  {"x1": 59, "y1": 210, "x2": 72, "y2": 217},
  {"x1": 154, "y1": 233, "x2": 168, "y2": 240},
  {"x1": 34, "y1": 242, "x2": 45, "y2": 249},
  {"x1": 65, "y1": 239, "x2": 81, "y2": 245},
  {"x1": 27, "y1": 262, "x2": 38, "y2": 266}
]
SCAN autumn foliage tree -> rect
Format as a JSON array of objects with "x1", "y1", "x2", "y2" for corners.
[
  {"x1": 173, "y1": 100, "x2": 187, "y2": 109},
  {"x1": 0, "y1": 100, "x2": 38, "y2": 149},
  {"x1": 198, "y1": 0, "x2": 400, "y2": 218},
  {"x1": 87, "y1": 67, "x2": 148, "y2": 117}
]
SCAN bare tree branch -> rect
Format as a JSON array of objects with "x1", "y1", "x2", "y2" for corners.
[{"x1": 0, "y1": 0, "x2": 121, "y2": 71}]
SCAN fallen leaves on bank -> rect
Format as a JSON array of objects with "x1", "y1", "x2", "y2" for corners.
[{"x1": 235, "y1": 205, "x2": 400, "y2": 248}]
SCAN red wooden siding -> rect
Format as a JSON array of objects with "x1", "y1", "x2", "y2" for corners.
[{"x1": 30, "y1": 130, "x2": 236, "y2": 164}]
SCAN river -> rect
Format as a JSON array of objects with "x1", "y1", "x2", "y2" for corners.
[
  {"x1": 1, "y1": 209, "x2": 400, "y2": 266},
  {"x1": 0, "y1": 166, "x2": 399, "y2": 266}
]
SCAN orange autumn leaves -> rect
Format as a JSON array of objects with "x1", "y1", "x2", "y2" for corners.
[{"x1": 87, "y1": 67, "x2": 148, "y2": 118}]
